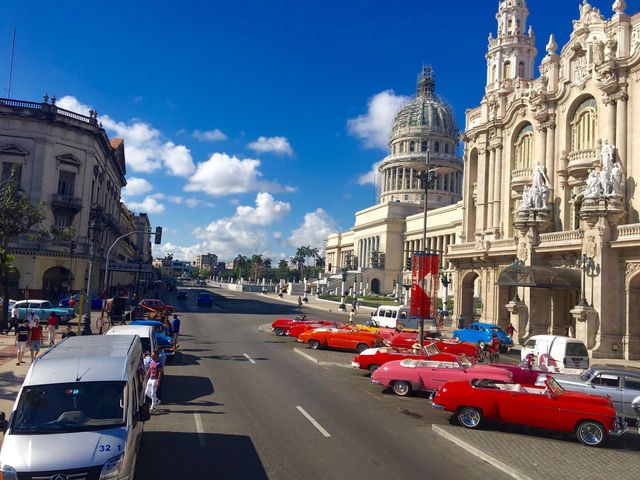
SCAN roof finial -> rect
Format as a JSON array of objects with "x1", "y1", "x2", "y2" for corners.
[
  {"x1": 417, "y1": 65, "x2": 435, "y2": 98},
  {"x1": 546, "y1": 34, "x2": 558, "y2": 55},
  {"x1": 613, "y1": 0, "x2": 626, "y2": 15}
]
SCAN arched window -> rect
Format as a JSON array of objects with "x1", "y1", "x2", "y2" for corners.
[
  {"x1": 421, "y1": 141, "x2": 428, "y2": 152},
  {"x1": 434, "y1": 141, "x2": 440, "y2": 153},
  {"x1": 409, "y1": 141, "x2": 415, "y2": 152},
  {"x1": 445, "y1": 144, "x2": 449, "y2": 154},
  {"x1": 491, "y1": 65, "x2": 497, "y2": 83},
  {"x1": 400, "y1": 143, "x2": 405, "y2": 154},
  {"x1": 570, "y1": 98, "x2": 598, "y2": 152},
  {"x1": 518, "y1": 62, "x2": 525, "y2": 78},
  {"x1": 503, "y1": 61, "x2": 512, "y2": 79},
  {"x1": 514, "y1": 124, "x2": 534, "y2": 170}
]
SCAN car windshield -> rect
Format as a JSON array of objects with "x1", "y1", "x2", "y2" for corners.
[
  {"x1": 545, "y1": 376, "x2": 566, "y2": 396},
  {"x1": 423, "y1": 344, "x2": 440, "y2": 356},
  {"x1": 579, "y1": 368, "x2": 594, "y2": 382},
  {"x1": 11, "y1": 381, "x2": 126, "y2": 434},
  {"x1": 458, "y1": 355, "x2": 473, "y2": 368},
  {"x1": 489, "y1": 327, "x2": 504, "y2": 333}
]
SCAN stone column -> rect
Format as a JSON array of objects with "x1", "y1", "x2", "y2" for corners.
[
  {"x1": 486, "y1": 149, "x2": 495, "y2": 230},
  {"x1": 535, "y1": 125, "x2": 547, "y2": 174},
  {"x1": 493, "y1": 145, "x2": 503, "y2": 232},
  {"x1": 601, "y1": 98, "x2": 616, "y2": 150},
  {"x1": 409, "y1": 168, "x2": 414, "y2": 191},
  {"x1": 615, "y1": 92, "x2": 628, "y2": 172},
  {"x1": 476, "y1": 150, "x2": 487, "y2": 233}
]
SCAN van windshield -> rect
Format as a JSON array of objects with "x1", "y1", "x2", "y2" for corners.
[
  {"x1": 398, "y1": 317, "x2": 420, "y2": 330},
  {"x1": 11, "y1": 381, "x2": 126, "y2": 434}
]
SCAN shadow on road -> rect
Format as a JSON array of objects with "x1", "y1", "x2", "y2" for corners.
[
  {"x1": 163, "y1": 375, "x2": 215, "y2": 405},
  {"x1": 0, "y1": 370, "x2": 23, "y2": 402},
  {"x1": 136, "y1": 431, "x2": 269, "y2": 480}
]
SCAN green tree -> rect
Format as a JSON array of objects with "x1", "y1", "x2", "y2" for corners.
[
  {"x1": 0, "y1": 175, "x2": 45, "y2": 330},
  {"x1": 233, "y1": 254, "x2": 248, "y2": 279}
]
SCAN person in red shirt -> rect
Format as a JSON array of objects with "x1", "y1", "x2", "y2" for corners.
[
  {"x1": 46, "y1": 313, "x2": 59, "y2": 346},
  {"x1": 488, "y1": 333, "x2": 501, "y2": 363},
  {"x1": 28, "y1": 323, "x2": 43, "y2": 362}
]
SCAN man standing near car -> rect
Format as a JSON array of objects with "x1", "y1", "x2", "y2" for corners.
[
  {"x1": 15, "y1": 319, "x2": 29, "y2": 365},
  {"x1": 46, "y1": 312, "x2": 59, "y2": 346},
  {"x1": 171, "y1": 314, "x2": 181, "y2": 341},
  {"x1": 10, "y1": 304, "x2": 19, "y2": 335},
  {"x1": 28, "y1": 321, "x2": 43, "y2": 362}
]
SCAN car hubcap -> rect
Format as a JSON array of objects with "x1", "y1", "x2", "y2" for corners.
[
  {"x1": 459, "y1": 408, "x2": 480, "y2": 427},
  {"x1": 394, "y1": 382, "x2": 409, "y2": 395},
  {"x1": 579, "y1": 424, "x2": 602, "y2": 445}
]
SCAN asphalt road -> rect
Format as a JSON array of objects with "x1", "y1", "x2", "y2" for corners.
[{"x1": 134, "y1": 287, "x2": 510, "y2": 480}]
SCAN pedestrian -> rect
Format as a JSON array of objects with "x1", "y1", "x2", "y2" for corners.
[
  {"x1": 488, "y1": 333, "x2": 501, "y2": 363},
  {"x1": 68, "y1": 295, "x2": 76, "y2": 309},
  {"x1": 144, "y1": 350, "x2": 164, "y2": 411},
  {"x1": 297, "y1": 296, "x2": 303, "y2": 312},
  {"x1": 437, "y1": 313, "x2": 445, "y2": 334},
  {"x1": 61, "y1": 325, "x2": 76, "y2": 339},
  {"x1": 46, "y1": 312, "x2": 59, "y2": 346},
  {"x1": 27, "y1": 310, "x2": 40, "y2": 328},
  {"x1": 28, "y1": 321, "x2": 43, "y2": 362},
  {"x1": 506, "y1": 322, "x2": 517, "y2": 339},
  {"x1": 348, "y1": 308, "x2": 355, "y2": 325},
  {"x1": 171, "y1": 314, "x2": 181, "y2": 341},
  {"x1": 10, "y1": 303, "x2": 19, "y2": 335},
  {"x1": 163, "y1": 316, "x2": 172, "y2": 337},
  {"x1": 458, "y1": 315, "x2": 465, "y2": 330},
  {"x1": 15, "y1": 319, "x2": 29, "y2": 365},
  {"x1": 96, "y1": 313, "x2": 109, "y2": 335},
  {"x1": 155, "y1": 347, "x2": 167, "y2": 403}
]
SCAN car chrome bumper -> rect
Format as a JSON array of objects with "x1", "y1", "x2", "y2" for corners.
[
  {"x1": 297, "y1": 338, "x2": 303, "y2": 342},
  {"x1": 609, "y1": 417, "x2": 628, "y2": 436},
  {"x1": 428, "y1": 390, "x2": 443, "y2": 409},
  {"x1": 351, "y1": 362, "x2": 360, "y2": 368},
  {"x1": 371, "y1": 380, "x2": 381, "y2": 385}
]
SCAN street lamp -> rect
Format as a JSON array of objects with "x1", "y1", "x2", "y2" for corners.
[
  {"x1": 82, "y1": 216, "x2": 101, "y2": 335},
  {"x1": 440, "y1": 271, "x2": 452, "y2": 317},
  {"x1": 339, "y1": 267, "x2": 348, "y2": 311},
  {"x1": 576, "y1": 254, "x2": 596, "y2": 307}
]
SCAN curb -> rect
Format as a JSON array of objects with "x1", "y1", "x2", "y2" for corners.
[
  {"x1": 293, "y1": 347, "x2": 353, "y2": 369},
  {"x1": 432, "y1": 425, "x2": 533, "y2": 480}
]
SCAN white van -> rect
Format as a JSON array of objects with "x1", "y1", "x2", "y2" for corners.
[
  {"x1": 0, "y1": 335, "x2": 150, "y2": 479},
  {"x1": 369, "y1": 305, "x2": 437, "y2": 333},
  {"x1": 106, "y1": 324, "x2": 156, "y2": 355},
  {"x1": 520, "y1": 335, "x2": 589, "y2": 372}
]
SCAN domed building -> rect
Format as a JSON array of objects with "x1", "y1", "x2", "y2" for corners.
[{"x1": 325, "y1": 67, "x2": 463, "y2": 300}]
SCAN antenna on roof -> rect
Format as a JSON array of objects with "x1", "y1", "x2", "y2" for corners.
[{"x1": 5, "y1": 28, "x2": 16, "y2": 99}]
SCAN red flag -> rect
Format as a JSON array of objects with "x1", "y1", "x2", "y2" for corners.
[{"x1": 410, "y1": 253, "x2": 439, "y2": 318}]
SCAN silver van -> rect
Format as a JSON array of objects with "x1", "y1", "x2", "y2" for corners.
[{"x1": 0, "y1": 335, "x2": 150, "y2": 479}]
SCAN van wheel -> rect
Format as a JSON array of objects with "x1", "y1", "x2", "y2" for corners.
[
  {"x1": 308, "y1": 340, "x2": 321, "y2": 350},
  {"x1": 576, "y1": 421, "x2": 607, "y2": 447},
  {"x1": 356, "y1": 343, "x2": 369, "y2": 354},
  {"x1": 392, "y1": 381, "x2": 412, "y2": 397}
]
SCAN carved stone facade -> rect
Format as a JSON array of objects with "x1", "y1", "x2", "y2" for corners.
[{"x1": 449, "y1": 0, "x2": 640, "y2": 359}]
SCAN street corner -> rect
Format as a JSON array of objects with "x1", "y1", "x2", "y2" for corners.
[{"x1": 432, "y1": 423, "x2": 640, "y2": 480}]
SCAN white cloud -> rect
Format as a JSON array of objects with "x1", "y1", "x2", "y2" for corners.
[
  {"x1": 357, "y1": 161, "x2": 382, "y2": 186},
  {"x1": 168, "y1": 196, "x2": 215, "y2": 208},
  {"x1": 122, "y1": 177, "x2": 153, "y2": 197},
  {"x1": 288, "y1": 209, "x2": 338, "y2": 252},
  {"x1": 234, "y1": 192, "x2": 291, "y2": 225},
  {"x1": 347, "y1": 90, "x2": 410, "y2": 150},
  {"x1": 193, "y1": 129, "x2": 227, "y2": 141},
  {"x1": 184, "y1": 152, "x2": 294, "y2": 197},
  {"x1": 58, "y1": 95, "x2": 195, "y2": 176},
  {"x1": 126, "y1": 195, "x2": 166, "y2": 214},
  {"x1": 247, "y1": 136, "x2": 294, "y2": 156}
]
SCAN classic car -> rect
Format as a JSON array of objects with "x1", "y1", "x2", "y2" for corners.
[
  {"x1": 176, "y1": 289, "x2": 189, "y2": 301},
  {"x1": 534, "y1": 364, "x2": 640, "y2": 421},
  {"x1": 130, "y1": 319, "x2": 178, "y2": 360},
  {"x1": 197, "y1": 292, "x2": 214, "y2": 307},
  {"x1": 431, "y1": 376, "x2": 628, "y2": 447},
  {"x1": 372, "y1": 357, "x2": 511, "y2": 397},
  {"x1": 298, "y1": 327, "x2": 384, "y2": 353},
  {"x1": 13, "y1": 300, "x2": 76, "y2": 323},
  {"x1": 270, "y1": 314, "x2": 334, "y2": 336},
  {"x1": 139, "y1": 298, "x2": 175, "y2": 315},
  {"x1": 352, "y1": 344, "x2": 469, "y2": 374},
  {"x1": 288, "y1": 321, "x2": 338, "y2": 338},
  {"x1": 451, "y1": 322, "x2": 513, "y2": 352},
  {"x1": 386, "y1": 332, "x2": 483, "y2": 360}
]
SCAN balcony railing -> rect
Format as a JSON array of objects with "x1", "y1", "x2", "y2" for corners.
[
  {"x1": 567, "y1": 149, "x2": 598, "y2": 179},
  {"x1": 51, "y1": 193, "x2": 83, "y2": 212},
  {"x1": 539, "y1": 230, "x2": 583, "y2": 245},
  {"x1": 614, "y1": 224, "x2": 640, "y2": 241}
]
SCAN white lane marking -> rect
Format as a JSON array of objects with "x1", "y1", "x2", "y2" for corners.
[
  {"x1": 194, "y1": 413, "x2": 206, "y2": 447},
  {"x1": 296, "y1": 406, "x2": 331, "y2": 438},
  {"x1": 243, "y1": 353, "x2": 256, "y2": 364}
]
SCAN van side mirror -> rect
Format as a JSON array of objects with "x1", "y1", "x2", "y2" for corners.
[{"x1": 138, "y1": 404, "x2": 151, "y2": 422}]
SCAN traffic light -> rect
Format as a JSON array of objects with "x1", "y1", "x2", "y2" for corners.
[
  {"x1": 405, "y1": 257, "x2": 412, "y2": 271},
  {"x1": 154, "y1": 226, "x2": 162, "y2": 245}
]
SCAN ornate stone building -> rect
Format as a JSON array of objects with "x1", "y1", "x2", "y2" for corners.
[{"x1": 449, "y1": 0, "x2": 640, "y2": 359}]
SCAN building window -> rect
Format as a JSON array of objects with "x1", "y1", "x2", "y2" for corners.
[
  {"x1": 503, "y1": 61, "x2": 512, "y2": 79},
  {"x1": 421, "y1": 141, "x2": 428, "y2": 152},
  {"x1": 404, "y1": 194, "x2": 408, "y2": 200},
  {"x1": 570, "y1": 98, "x2": 598, "y2": 152},
  {"x1": 400, "y1": 143, "x2": 405, "y2": 154},
  {"x1": 54, "y1": 213, "x2": 73, "y2": 228},
  {"x1": 514, "y1": 124, "x2": 534, "y2": 170},
  {"x1": 491, "y1": 65, "x2": 497, "y2": 83},
  {"x1": 445, "y1": 144, "x2": 449, "y2": 154},
  {"x1": 57, "y1": 170, "x2": 76, "y2": 196},
  {"x1": 409, "y1": 141, "x2": 415, "y2": 152},
  {"x1": 1, "y1": 162, "x2": 21, "y2": 183},
  {"x1": 518, "y1": 61, "x2": 525, "y2": 78},
  {"x1": 434, "y1": 141, "x2": 440, "y2": 153}
]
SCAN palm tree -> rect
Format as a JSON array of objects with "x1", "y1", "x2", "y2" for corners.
[
  {"x1": 233, "y1": 254, "x2": 248, "y2": 279},
  {"x1": 251, "y1": 254, "x2": 264, "y2": 282}
]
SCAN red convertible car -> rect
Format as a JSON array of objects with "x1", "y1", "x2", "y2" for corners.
[
  {"x1": 352, "y1": 344, "x2": 466, "y2": 374},
  {"x1": 381, "y1": 329, "x2": 482, "y2": 360},
  {"x1": 298, "y1": 327, "x2": 384, "y2": 353},
  {"x1": 288, "y1": 322, "x2": 338, "y2": 338},
  {"x1": 270, "y1": 314, "x2": 334, "y2": 336},
  {"x1": 140, "y1": 298, "x2": 175, "y2": 315},
  {"x1": 431, "y1": 376, "x2": 628, "y2": 447}
]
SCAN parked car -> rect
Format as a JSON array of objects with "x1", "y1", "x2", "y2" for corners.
[
  {"x1": 521, "y1": 335, "x2": 589, "y2": 372},
  {"x1": 535, "y1": 364, "x2": 640, "y2": 421},
  {"x1": 452, "y1": 322, "x2": 513, "y2": 352},
  {"x1": 59, "y1": 293, "x2": 103, "y2": 310},
  {"x1": 130, "y1": 319, "x2": 178, "y2": 361},
  {"x1": 298, "y1": 327, "x2": 384, "y2": 353},
  {"x1": 352, "y1": 344, "x2": 465, "y2": 374},
  {"x1": 12, "y1": 300, "x2": 75, "y2": 323},
  {"x1": 139, "y1": 298, "x2": 175, "y2": 315},
  {"x1": 372, "y1": 357, "x2": 511, "y2": 397},
  {"x1": 430, "y1": 375, "x2": 628, "y2": 447},
  {"x1": 288, "y1": 322, "x2": 338, "y2": 338},
  {"x1": 176, "y1": 289, "x2": 188, "y2": 301},
  {"x1": 197, "y1": 292, "x2": 214, "y2": 307},
  {"x1": 271, "y1": 314, "x2": 334, "y2": 336},
  {"x1": 369, "y1": 305, "x2": 438, "y2": 333},
  {"x1": 387, "y1": 333, "x2": 483, "y2": 360}
]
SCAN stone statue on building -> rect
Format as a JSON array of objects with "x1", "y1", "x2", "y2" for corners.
[
  {"x1": 584, "y1": 169, "x2": 603, "y2": 198},
  {"x1": 593, "y1": 38, "x2": 605, "y2": 65},
  {"x1": 519, "y1": 186, "x2": 534, "y2": 210},
  {"x1": 531, "y1": 162, "x2": 551, "y2": 209},
  {"x1": 611, "y1": 163, "x2": 623, "y2": 196},
  {"x1": 601, "y1": 140, "x2": 616, "y2": 173},
  {"x1": 599, "y1": 168, "x2": 612, "y2": 195}
]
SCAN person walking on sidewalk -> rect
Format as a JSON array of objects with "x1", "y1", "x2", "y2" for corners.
[
  {"x1": 297, "y1": 297, "x2": 303, "y2": 312},
  {"x1": 28, "y1": 322, "x2": 43, "y2": 362},
  {"x1": 488, "y1": 333, "x2": 501, "y2": 364},
  {"x1": 46, "y1": 312, "x2": 59, "y2": 346},
  {"x1": 506, "y1": 322, "x2": 517, "y2": 340},
  {"x1": 10, "y1": 304, "x2": 19, "y2": 335},
  {"x1": 144, "y1": 350, "x2": 164, "y2": 411},
  {"x1": 348, "y1": 308, "x2": 355, "y2": 325},
  {"x1": 26, "y1": 310, "x2": 40, "y2": 328},
  {"x1": 15, "y1": 319, "x2": 29, "y2": 365},
  {"x1": 171, "y1": 314, "x2": 181, "y2": 341}
]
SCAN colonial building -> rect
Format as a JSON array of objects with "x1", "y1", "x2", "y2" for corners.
[
  {"x1": 0, "y1": 96, "x2": 149, "y2": 301},
  {"x1": 449, "y1": 0, "x2": 640, "y2": 359},
  {"x1": 326, "y1": 67, "x2": 463, "y2": 298}
]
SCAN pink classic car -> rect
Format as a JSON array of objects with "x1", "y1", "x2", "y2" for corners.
[{"x1": 371, "y1": 357, "x2": 512, "y2": 397}]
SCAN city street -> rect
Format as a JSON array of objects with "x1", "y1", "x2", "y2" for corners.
[{"x1": 134, "y1": 288, "x2": 510, "y2": 480}]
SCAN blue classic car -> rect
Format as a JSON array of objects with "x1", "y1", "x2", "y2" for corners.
[
  {"x1": 13, "y1": 300, "x2": 76, "y2": 323},
  {"x1": 452, "y1": 322, "x2": 513, "y2": 352},
  {"x1": 197, "y1": 292, "x2": 214, "y2": 307},
  {"x1": 130, "y1": 319, "x2": 177, "y2": 361}
]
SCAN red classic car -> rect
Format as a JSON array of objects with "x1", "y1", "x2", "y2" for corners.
[
  {"x1": 431, "y1": 376, "x2": 628, "y2": 447},
  {"x1": 387, "y1": 335, "x2": 482, "y2": 360},
  {"x1": 298, "y1": 327, "x2": 384, "y2": 353},
  {"x1": 139, "y1": 298, "x2": 175, "y2": 315},
  {"x1": 372, "y1": 358, "x2": 511, "y2": 397},
  {"x1": 352, "y1": 344, "x2": 464, "y2": 374},
  {"x1": 270, "y1": 314, "x2": 334, "y2": 336},
  {"x1": 288, "y1": 322, "x2": 338, "y2": 338}
]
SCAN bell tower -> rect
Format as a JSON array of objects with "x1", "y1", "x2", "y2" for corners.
[{"x1": 485, "y1": 0, "x2": 537, "y2": 92}]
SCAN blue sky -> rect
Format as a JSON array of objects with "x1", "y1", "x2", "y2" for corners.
[{"x1": 0, "y1": 0, "x2": 626, "y2": 262}]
